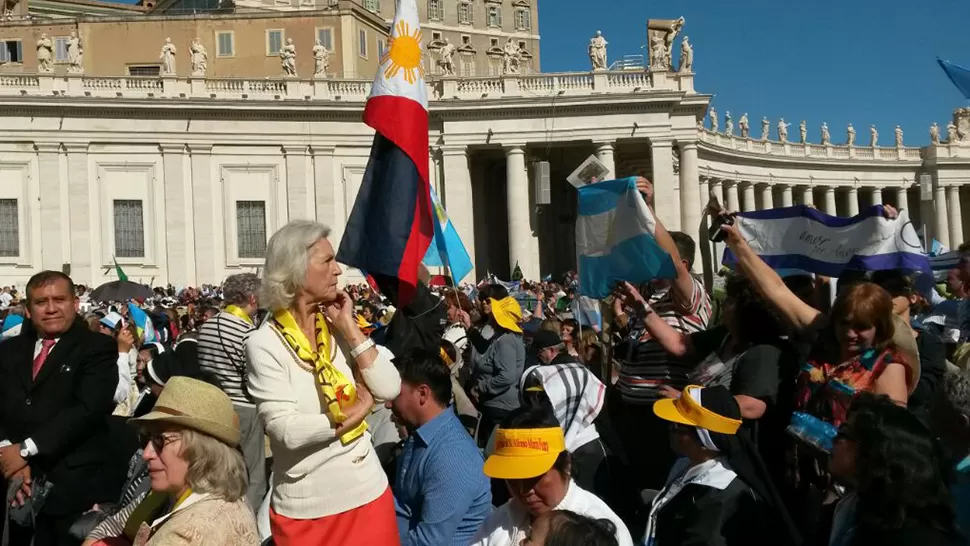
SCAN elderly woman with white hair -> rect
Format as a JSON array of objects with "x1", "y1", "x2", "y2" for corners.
[{"x1": 245, "y1": 220, "x2": 402, "y2": 546}]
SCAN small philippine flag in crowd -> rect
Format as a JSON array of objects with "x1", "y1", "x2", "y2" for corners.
[{"x1": 336, "y1": 0, "x2": 432, "y2": 306}]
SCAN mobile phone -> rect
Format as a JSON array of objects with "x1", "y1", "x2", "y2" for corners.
[{"x1": 708, "y1": 213, "x2": 735, "y2": 243}]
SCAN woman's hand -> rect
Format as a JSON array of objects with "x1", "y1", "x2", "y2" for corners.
[
  {"x1": 457, "y1": 309, "x2": 472, "y2": 329},
  {"x1": 323, "y1": 290, "x2": 357, "y2": 335},
  {"x1": 335, "y1": 385, "x2": 374, "y2": 435},
  {"x1": 882, "y1": 204, "x2": 899, "y2": 219},
  {"x1": 615, "y1": 281, "x2": 646, "y2": 308}
]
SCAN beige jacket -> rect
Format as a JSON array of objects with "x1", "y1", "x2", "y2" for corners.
[{"x1": 133, "y1": 495, "x2": 259, "y2": 546}]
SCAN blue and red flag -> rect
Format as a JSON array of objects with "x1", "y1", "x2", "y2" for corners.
[{"x1": 336, "y1": 0, "x2": 432, "y2": 306}]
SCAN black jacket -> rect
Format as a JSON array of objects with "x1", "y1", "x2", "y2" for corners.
[
  {"x1": 653, "y1": 480, "x2": 768, "y2": 546},
  {"x1": 0, "y1": 318, "x2": 125, "y2": 515}
]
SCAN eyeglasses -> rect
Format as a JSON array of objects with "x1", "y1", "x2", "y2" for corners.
[{"x1": 142, "y1": 432, "x2": 181, "y2": 453}]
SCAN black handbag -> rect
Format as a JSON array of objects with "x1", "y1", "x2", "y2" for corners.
[{"x1": 6, "y1": 474, "x2": 53, "y2": 529}]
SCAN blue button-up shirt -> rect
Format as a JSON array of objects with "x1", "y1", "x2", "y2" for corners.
[{"x1": 393, "y1": 407, "x2": 492, "y2": 546}]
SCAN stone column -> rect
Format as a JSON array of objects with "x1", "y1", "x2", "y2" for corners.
[
  {"x1": 897, "y1": 185, "x2": 909, "y2": 212},
  {"x1": 650, "y1": 139, "x2": 679, "y2": 229},
  {"x1": 948, "y1": 185, "x2": 963, "y2": 248},
  {"x1": 63, "y1": 144, "x2": 92, "y2": 284},
  {"x1": 679, "y1": 142, "x2": 701, "y2": 249},
  {"x1": 781, "y1": 185, "x2": 794, "y2": 207},
  {"x1": 725, "y1": 180, "x2": 740, "y2": 213},
  {"x1": 595, "y1": 142, "x2": 616, "y2": 179},
  {"x1": 824, "y1": 186, "x2": 837, "y2": 216},
  {"x1": 35, "y1": 143, "x2": 64, "y2": 270},
  {"x1": 760, "y1": 183, "x2": 774, "y2": 210},
  {"x1": 934, "y1": 181, "x2": 950, "y2": 247},
  {"x1": 741, "y1": 182, "x2": 756, "y2": 212},
  {"x1": 505, "y1": 146, "x2": 539, "y2": 279},
  {"x1": 189, "y1": 144, "x2": 215, "y2": 284},
  {"x1": 442, "y1": 145, "x2": 476, "y2": 281},
  {"x1": 160, "y1": 144, "x2": 193, "y2": 287},
  {"x1": 846, "y1": 186, "x2": 860, "y2": 216},
  {"x1": 283, "y1": 145, "x2": 312, "y2": 221},
  {"x1": 871, "y1": 187, "x2": 883, "y2": 207},
  {"x1": 311, "y1": 146, "x2": 336, "y2": 224},
  {"x1": 801, "y1": 186, "x2": 814, "y2": 207},
  {"x1": 699, "y1": 177, "x2": 709, "y2": 211}
]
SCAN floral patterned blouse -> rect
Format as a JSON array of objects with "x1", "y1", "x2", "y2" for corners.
[{"x1": 794, "y1": 347, "x2": 895, "y2": 427}]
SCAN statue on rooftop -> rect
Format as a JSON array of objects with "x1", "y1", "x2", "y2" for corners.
[
  {"x1": 190, "y1": 38, "x2": 208, "y2": 77},
  {"x1": 679, "y1": 35, "x2": 693, "y2": 73},
  {"x1": 312, "y1": 40, "x2": 330, "y2": 78},
  {"x1": 280, "y1": 38, "x2": 297, "y2": 77},
  {"x1": 502, "y1": 38, "x2": 521, "y2": 74},
  {"x1": 799, "y1": 120, "x2": 807, "y2": 144},
  {"x1": 930, "y1": 122, "x2": 940, "y2": 145},
  {"x1": 649, "y1": 34, "x2": 667, "y2": 70},
  {"x1": 647, "y1": 16, "x2": 683, "y2": 70},
  {"x1": 160, "y1": 38, "x2": 177, "y2": 76},
  {"x1": 36, "y1": 33, "x2": 53, "y2": 73},
  {"x1": 847, "y1": 123, "x2": 856, "y2": 146},
  {"x1": 821, "y1": 122, "x2": 830, "y2": 145},
  {"x1": 739, "y1": 113, "x2": 750, "y2": 138},
  {"x1": 588, "y1": 30, "x2": 608, "y2": 71},
  {"x1": 894, "y1": 125, "x2": 903, "y2": 147},
  {"x1": 761, "y1": 116, "x2": 770, "y2": 141},
  {"x1": 947, "y1": 121, "x2": 960, "y2": 143},
  {"x1": 438, "y1": 38, "x2": 456, "y2": 75},
  {"x1": 725, "y1": 111, "x2": 733, "y2": 136},
  {"x1": 67, "y1": 31, "x2": 83, "y2": 74},
  {"x1": 709, "y1": 106, "x2": 718, "y2": 132},
  {"x1": 870, "y1": 125, "x2": 878, "y2": 147},
  {"x1": 778, "y1": 118, "x2": 791, "y2": 143}
]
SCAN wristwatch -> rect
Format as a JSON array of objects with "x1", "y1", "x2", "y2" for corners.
[{"x1": 18, "y1": 442, "x2": 29, "y2": 459}]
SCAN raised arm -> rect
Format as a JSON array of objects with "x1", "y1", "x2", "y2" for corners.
[
  {"x1": 636, "y1": 177, "x2": 698, "y2": 314},
  {"x1": 722, "y1": 222, "x2": 823, "y2": 334},
  {"x1": 617, "y1": 282, "x2": 694, "y2": 359}
]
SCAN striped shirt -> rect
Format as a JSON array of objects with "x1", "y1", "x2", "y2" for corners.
[
  {"x1": 197, "y1": 312, "x2": 254, "y2": 407},
  {"x1": 616, "y1": 276, "x2": 712, "y2": 405}
]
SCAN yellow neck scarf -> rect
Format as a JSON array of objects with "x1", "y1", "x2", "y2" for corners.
[
  {"x1": 272, "y1": 309, "x2": 368, "y2": 445},
  {"x1": 224, "y1": 304, "x2": 253, "y2": 325}
]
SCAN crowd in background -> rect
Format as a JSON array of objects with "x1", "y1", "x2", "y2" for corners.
[{"x1": 1, "y1": 182, "x2": 970, "y2": 546}]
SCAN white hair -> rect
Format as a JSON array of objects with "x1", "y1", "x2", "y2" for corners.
[{"x1": 260, "y1": 220, "x2": 331, "y2": 311}]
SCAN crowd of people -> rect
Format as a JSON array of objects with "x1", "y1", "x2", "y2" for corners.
[{"x1": 1, "y1": 179, "x2": 970, "y2": 546}]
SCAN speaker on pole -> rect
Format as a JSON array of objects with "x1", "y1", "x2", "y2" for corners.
[{"x1": 534, "y1": 161, "x2": 551, "y2": 205}]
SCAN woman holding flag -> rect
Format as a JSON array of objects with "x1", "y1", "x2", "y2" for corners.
[{"x1": 245, "y1": 220, "x2": 402, "y2": 545}]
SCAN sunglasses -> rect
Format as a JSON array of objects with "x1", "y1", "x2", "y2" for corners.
[{"x1": 141, "y1": 431, "x2": 181, "y2": 453}]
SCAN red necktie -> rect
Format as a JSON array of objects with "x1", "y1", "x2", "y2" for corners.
[{"x1": 32, "y1": 339, "x2": 56, "y2": 380}]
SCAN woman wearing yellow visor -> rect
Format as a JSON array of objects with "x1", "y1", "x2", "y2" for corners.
[
  {"x1": 646, "y1": 385, "x2": 801, "y2": 546},
  {"x1": 468, "y1": 296, "x2": 527, "y2": 448},
  {"x1": 470, "y1": 406, "x2": 633, "y2": 546}
]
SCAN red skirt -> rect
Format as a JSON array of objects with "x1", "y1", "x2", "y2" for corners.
[{"x1": 269, "y1": 487, "x2": 400, "y2": 546}]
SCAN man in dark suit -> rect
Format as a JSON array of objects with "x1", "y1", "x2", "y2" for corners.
[{"x1": 0, "y1": 271, "x2": 121, "y2": 546}]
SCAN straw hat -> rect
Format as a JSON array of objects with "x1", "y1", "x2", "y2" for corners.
[
  {"x1": 489, "y1": 297, "x2": 523, "y2": 333},
  {"x1": 131, "y1": 376, "x2": 241, "y2": 447}
]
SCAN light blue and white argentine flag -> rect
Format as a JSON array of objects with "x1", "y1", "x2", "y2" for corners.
[
  {"x1": 422, "y1": 185, "x2": 474, "y2": 282},
  {"x1": 722, "y1": 205, "x2": 930, "y2": 276},
  {"x1": 576, "y1": 177, "x2": 676, "y2": 299}
]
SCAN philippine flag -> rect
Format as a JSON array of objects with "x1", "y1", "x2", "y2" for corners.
[{"x1": 336, "y1": 0, "x2": 432, "y2": 306}]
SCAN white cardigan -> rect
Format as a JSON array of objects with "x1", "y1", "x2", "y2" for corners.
[
  {"x1": 469, "y1": 479, "x2": 633, "y2": 546},
  {"x1": 245, "y1": 321, "x2": 401, "y2": 519}
]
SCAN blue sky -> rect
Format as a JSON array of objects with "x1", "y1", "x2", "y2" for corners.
[{"x1": 540, "y1": 0, "x2": 970, "y2": 145}]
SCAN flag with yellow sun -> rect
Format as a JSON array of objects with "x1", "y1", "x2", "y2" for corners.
[{"x1": 336, "y1": 0, "x2": 434, "y2": 307}]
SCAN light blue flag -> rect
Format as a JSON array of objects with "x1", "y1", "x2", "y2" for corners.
[
  {"x1": 128, "y1": 303, "x2": 157, "y2": 344},
  {"x1": 938, "y1": 58, "x2": 970, "y2": 100},
  {"x1": 576, "y1": 177, "x2": 676, "y2": 299},
  {"x1": 423, "y1": 185, "x2": 474, "y2": 282}
]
